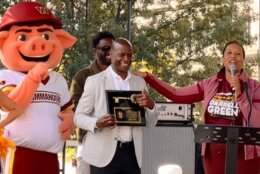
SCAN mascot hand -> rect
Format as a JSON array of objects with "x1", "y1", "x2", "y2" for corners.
[
  {"x1": 58, "y1": 110, "x2": 75, "y2": 140},
  {"x1": 28, "y1": 63, "x2": 49, "y2": 83}
]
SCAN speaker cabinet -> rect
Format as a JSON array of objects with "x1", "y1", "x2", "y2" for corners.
[{"x1": 142, "y1": 126, "x2": 195, "y2": 174}]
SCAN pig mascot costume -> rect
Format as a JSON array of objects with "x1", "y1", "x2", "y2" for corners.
[{"x1": 0, "y1": 2, "x2": 77, "y2": 174}]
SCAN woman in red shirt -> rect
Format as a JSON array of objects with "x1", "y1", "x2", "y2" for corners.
[{"x1": 134, "y1": 41, "x2": 260, "y2": 174}]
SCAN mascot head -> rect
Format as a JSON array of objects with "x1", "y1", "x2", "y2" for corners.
[{"x1": 0, "y1": 1, "x2": 77, "y2": 71}]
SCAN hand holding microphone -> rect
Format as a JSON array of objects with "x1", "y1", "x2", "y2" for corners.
[
  {"x1": 230, "y1": 63, "x2": 236, "y2": 77},
  {"x1": 229, "y1": 63, "x2": 241, "y2": 98}
]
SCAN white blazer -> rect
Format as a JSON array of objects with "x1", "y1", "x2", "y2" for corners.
[{"x1": 74, "y1": 68, "x2": 157, "y2": 168}]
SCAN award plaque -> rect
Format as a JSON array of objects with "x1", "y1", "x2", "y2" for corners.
[{"x1": 106, "y1": 90, "x2": 146, "y2": 126}]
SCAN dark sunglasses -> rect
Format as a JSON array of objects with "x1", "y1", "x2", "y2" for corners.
[{"x1": 96, "y1": 46, "x2": 111, "y2": 52}]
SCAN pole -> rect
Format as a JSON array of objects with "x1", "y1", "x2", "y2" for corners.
[{"x1": 127, "y1": 0, "x2": 131, "y2": 42}]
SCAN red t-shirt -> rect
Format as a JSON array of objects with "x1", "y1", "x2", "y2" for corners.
[{"x1": 205, "y1": 75, "x2": 243, "y2": 126}]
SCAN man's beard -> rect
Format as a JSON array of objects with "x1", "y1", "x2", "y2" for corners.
[{"x1": 99, "y1": 56, "x2": 111, "y2": 66}]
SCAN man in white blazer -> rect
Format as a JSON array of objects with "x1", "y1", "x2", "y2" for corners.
[{"x1": 74, "y1": 38, "x2": 157, "y2": 174}]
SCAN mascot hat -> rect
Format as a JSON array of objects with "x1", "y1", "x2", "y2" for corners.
[{"x1": 0, "y1": 1, "x2": 62, "y2": 31}]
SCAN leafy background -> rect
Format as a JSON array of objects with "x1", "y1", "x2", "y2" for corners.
[{"x1": 0, "y1": 0, "x2": 259, "y2": 125}]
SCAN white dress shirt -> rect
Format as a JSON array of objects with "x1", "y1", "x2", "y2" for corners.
[{"x1": 109, "y1": 66, "x2": 132, "y2": 142}]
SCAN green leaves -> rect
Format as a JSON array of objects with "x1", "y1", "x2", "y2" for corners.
[{"x1": 0, "y1": 0, "x2": 257, "y2": 89}]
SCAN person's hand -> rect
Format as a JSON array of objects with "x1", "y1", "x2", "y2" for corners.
[
  {"x1": 135, "y1": 87, "x2": 154, "y2": 109},
  {"x1": 96, "y1": 115, "x2": 116, "y2": 129},
  {"x1": 132, "y1": 71, "x2": 148, "y2": 79},
  {"x1": 230, "y1": 76, "x2": 241, "y2": 99},
  {"x1": 28, "y1": 63, "x2": 50, "y2": 83},
  {"x1": 58, "y1": 110, "x2": 76, "y2": 140}
]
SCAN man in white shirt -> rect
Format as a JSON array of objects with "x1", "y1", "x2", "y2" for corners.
[{"x1": 74, "y1": 38, "x2": 157, "y2": 174}]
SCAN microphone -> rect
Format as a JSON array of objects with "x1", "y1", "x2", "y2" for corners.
[
  {"x1": 229, "y1": 63, "x2": 236, "y2": 77},
  {"x1": 229, "y1": 63, "x2": 236, "y2": 92}
]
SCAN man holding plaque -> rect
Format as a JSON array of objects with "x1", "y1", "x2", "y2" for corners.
[{"x1": 74, "y1": 38, "x2": 157, "y2": 174}]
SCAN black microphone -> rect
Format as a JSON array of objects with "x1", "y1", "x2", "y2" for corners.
[{"x1": 229, "y1": 63, "x2": 236, "y2": 77}]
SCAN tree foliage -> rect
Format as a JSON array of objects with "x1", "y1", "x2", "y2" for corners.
[{"x1": 0, "y1": 0, "x2": 259, "y2": 102}]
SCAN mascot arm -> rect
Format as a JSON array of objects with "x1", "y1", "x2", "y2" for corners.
[
  {"x1": 8, "y1": 77, "x2": 39, "y2": 108},
  {"x1": 0, "y1": 91, "x2": 25, "y2": 128},
  {"x1": 58, "y1": 109, "x2": 75, "y2": 140},
  {"x1": 8, "y1": 63, "x2": 49, "y2": 108}
]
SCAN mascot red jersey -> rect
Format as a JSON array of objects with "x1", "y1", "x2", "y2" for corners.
[{"x1": 0, "y1": 2, "x2": 77, "y2": 174}]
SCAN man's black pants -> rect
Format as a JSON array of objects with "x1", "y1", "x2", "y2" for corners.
[{"x1": 90, "y1": 141, "x2": 141, "y2": 174}]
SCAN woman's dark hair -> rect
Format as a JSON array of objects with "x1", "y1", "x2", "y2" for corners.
[
  {"x1": 222, "y1": 41, "x2": 245, "y2": 59},
  {"x1": 92, "y1": 31, "x2": 115, "y2": 48}
]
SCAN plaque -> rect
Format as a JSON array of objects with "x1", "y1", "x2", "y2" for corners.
[{"x1": 106, "y1": 90, "x2": 146, "y2": 126}]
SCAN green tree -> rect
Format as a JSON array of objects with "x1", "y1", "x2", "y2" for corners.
[
  {"x1": 0, "y1": 0, "x2": 259, "y2": 116},
  {"x1": 132, "y1": 0, "x2": 258, "y2": 84},
  {"x1": 1, "y1": 0, "x2": 257, "y2": 84}
]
